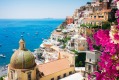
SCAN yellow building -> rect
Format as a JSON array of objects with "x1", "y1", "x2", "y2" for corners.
[
  {"x1": 6, "y1": 38, "x2": 75, "y2": 80},
  {"x1": 38, "y1": 59, "x2": 75, "y2": 80},
  {"x1": 83, "y1": 9, "x2": 111, "y2": 26},
  {"x1": 81, "y1": 0, "x2": 114, "y2": 26}
]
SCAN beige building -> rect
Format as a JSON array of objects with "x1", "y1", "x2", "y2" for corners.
[
  {"x1": 74, "y1": 37, "x2": 87, "y2": 51},
  {"x1": 84, "y1": 50, "x2": 101, "y2": 79},
  {"x1": 66, "y1": 34, "x2": 88, "y2": 51},
  {"x1": 6, "y1": 38, "x2": 75, "y2": 80}
]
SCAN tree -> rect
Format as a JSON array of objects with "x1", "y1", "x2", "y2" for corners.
[
  {"x1": 102, "y1": 21, "x2": 111, "y2": 29},
  {"x1": 0, "y1": 77, "x2": 3, "y2": 80}
]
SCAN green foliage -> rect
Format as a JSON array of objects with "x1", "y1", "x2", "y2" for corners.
[
  {"x1": 80, "y1": 23, "x2": 99, "y2": 28},
  {"x1": 0, "y1": 77, "x2": 3, "y2": 80},
  {"x1": 102, "y1": 21, "x2": 111, "y2": 29},
  {"x1": 60, "y1": 26, "x2": 65, "y2": 30},
  {"x1": 114, "y1": 20, "x2": 118, "y2": 25},
  {"x1": 93, "y1": 45, "x2": 101, "y2": 51},
  {"x1": 58, "y1": 36, "x2": 71, "y2": 49},
  {"x1": 99, "y1": 0, "x2": 103, "y2": 2},
  {"x1": 80, "y1": 24, "x2": 86, "y2": 27},
  {"x1": 71, "y1": 50, "x2": 78, "y2": 54},
  {"x1": 62, "y1": 44, "x2": 66, "y2": 49},
  {"x1": 74, "y1": 51, "x2": 86, "y2": 67},
  {"x1": 75, "y1": 53, "x2": 86, "y2": 67},
  {"x1": 58, "y1": 36, "x2": 71, "y2": 43},
  {"x1": 79, "y1": 61, "x2": 83, "y2": 66}
]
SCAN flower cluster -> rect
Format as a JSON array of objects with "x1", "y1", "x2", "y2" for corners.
[
  {"x1": 87, "y1": 1, "x2": 119, "y2": 80},
  {"x1": 89, "y1": 29, "x2": 119, "y2": 80}
]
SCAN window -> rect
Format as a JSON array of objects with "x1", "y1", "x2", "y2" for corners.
[
  {"x1": 51, "y1": 78, "x2": 54, "y2": 80},
  {"x1": 97, "y1": 59, "x2": 98, "y2": 61},
  {"x1": 91, "y1": 22, "x2": 92, "y2": 24},
  {"x1": 11, "y1": 71, "x2": 13, "y2": 79},
  {"x1": 36, "y1": 69, "x2": 39, "y2": 80},
  {"x1": 88, "y1": 65, "x2": 91, "y2": 71},
  {"x1": 63, "y1": 73, "x2": 66, "y2": 77},
  {"x1": 57, "y1": 76, "x2": 61, "y2": 80},
  {"x1": 69, "y1": 71, "x2": 72, "y2": 75},
  {"x1": 71, "y1": 43, "x2": 74, "y2": 47},
  {"x1": 27, "y1": 72, "x2": 31, "y2": 80},
  {"x1": 94, "y1": 16, "x2": 96, "y2": 19},
  {"x1": 89, "y1": 59, "x2": 91, "y2": 62}
]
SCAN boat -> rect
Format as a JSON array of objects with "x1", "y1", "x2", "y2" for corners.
[
  {"x1": 12, "y1": 49, "x2": 16, "y2": 52},
  {"x1": 0, "y1": 54, "x2": 6, "y2": 58},
  {"x1": 21, "y1": 35, "x2": 23, "y2": 37}
]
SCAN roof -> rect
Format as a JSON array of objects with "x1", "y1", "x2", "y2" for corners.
[
  {"x1": 10, "y1": 49, "x2": 36, "y2": 69},
  {"x1": 52, "y1": 30, "x2": 62, "y2": 35},
  {"x1": 38, "y1": 58, "x2": 70, "y2": 76},
  {"x1": 10, "y1": 39, "x2": 36, "y2": 69},
  {"x1": 19, "y1": 38, "x2": 25, "y2": 43},
  {"x1": 51, "y1": 46, "x2": 60, "y2": 51}
]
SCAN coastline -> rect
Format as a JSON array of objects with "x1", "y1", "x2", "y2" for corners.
[
  {"x1": 0, "y1": 66, "x2": 7, "y2": 77},
  {"x1": 0, "y1": 19, "x2": 62, "y2": 77}
]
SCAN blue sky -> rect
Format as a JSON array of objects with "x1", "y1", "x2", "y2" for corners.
[{"x1": 0, "y1": 0, "x2": 92, "y2": 19}]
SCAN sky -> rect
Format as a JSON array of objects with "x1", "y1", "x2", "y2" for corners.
[{"x1": 0, "y1": 0, "x2": 92, "y2": 19}]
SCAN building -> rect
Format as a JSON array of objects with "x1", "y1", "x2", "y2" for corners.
[
  {"x1": 38, "y1": 58, "x2": 75, "y2": 80},
  {"x1": 50, "y1": 30, "x2": 64, "y2": 42},
  {"x1": 6, "y1": 38, "x2": 75, "y2": 80},
  {"x1": 74, "y1": 37, "x2": 87, "y2": 51},
  {"x1": 79, "y1": 0, "x2": 116, "y2": 26},
  {"x1": 84, "y1": 50, "x2": 101, "y2": 79},
  {"x1": 66, "y1": 34, "x2": 87, "y2": 51},
  {"x1": 66, "y1": 16, "x2": 74, "y2": 25}
]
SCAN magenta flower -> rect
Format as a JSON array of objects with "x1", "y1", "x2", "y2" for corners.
[
  {"x1": 116, "y1": 10, "x2": 119, "y2": 17},
  {"x1": 117, "y1": 25, "x2": 119, "y2": 29},
  {"x1": 114, "y1": 33, "x2": 119, "y2": 40},
  {"x1": 117, "y1": 18, "x2": 119, "y2": 23}
]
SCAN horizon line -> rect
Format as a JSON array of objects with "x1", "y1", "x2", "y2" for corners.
[{"x1": 0, "y1": 18, "x2": 66, "y2": 19}]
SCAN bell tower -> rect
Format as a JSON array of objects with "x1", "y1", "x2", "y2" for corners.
[{"x1": 19, "y1": 38, "x2": 25, "y2": 50}]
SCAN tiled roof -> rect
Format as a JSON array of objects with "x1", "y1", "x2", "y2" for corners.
[{"x1": 38, "y1": 58, "x2": 70, "y2": 76}]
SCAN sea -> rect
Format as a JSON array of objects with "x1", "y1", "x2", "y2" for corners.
[{"x1": 0, "y1": 19, "x2": 64, "y2": 68}]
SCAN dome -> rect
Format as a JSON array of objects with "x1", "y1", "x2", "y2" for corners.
[{"x1": 10, "y1": 38, "x2": 36, "y2": 69}]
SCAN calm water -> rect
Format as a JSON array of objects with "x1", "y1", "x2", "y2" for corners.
[{"x1": 0, "y1": 19, "x2": 64, "y2": 67}]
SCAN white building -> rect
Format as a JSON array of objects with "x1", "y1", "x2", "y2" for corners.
[{"x1": 84, "y1": 50, "x2": 101, "y2": 79}]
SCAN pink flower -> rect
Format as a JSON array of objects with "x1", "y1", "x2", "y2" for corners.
[
  {"x1": 114, "y1": 33, "x2": 119, "y2": 40},
  {"x1": 116, "y1": 25, "x2": 119, "y2": 29},
  {"x1": 117, "y1": 18, "x2": 119, "y2": 23},
  {"x1": 116, "y1": 10, "x2": 119, "y2": 17}
]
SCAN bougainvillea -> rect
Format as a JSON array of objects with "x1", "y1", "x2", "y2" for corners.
[{"x1": 87, "y1": 1, "x2": 119, "y2": 80}]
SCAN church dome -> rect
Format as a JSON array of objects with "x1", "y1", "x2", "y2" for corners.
[{"x1": 10, "y1": 38, "x2": 36, "y2": 69}]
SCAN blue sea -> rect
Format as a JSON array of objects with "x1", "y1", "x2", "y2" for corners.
[{"x1": 0, "y1": 19, "x2": 64, "y2": 67}]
